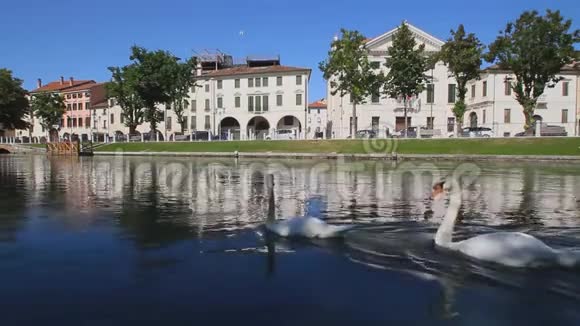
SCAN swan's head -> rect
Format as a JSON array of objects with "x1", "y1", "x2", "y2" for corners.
[{"x1": 431, "y1": 180, "x2": 446, "y2": 200}]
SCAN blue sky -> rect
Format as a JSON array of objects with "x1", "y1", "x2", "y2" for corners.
[{"x1": 1, "y1": 0, "x2": 578, "y2": 101}]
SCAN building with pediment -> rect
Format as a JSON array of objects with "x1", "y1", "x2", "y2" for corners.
[{"x1": 326, "y1": 22, "x2": 580, "y2": 139}]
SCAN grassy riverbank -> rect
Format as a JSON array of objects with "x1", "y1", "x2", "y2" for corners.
[{"x1": 93, "y1": 138, "x2": 580, "y2": 156}]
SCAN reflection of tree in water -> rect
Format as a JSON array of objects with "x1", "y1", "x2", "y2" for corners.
[
  {"x1": 0, "y1": 157, "x2": 28, "y2": 242},
  {"x1": 117, "y1": 160, "x2": 193, "y2": 248},
  {"x1": 504, "y1": 165, "x2": 539, "y2": 224}
]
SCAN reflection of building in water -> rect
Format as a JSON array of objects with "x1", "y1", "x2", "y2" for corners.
[{"x1": 7, "y1": 156, "x2": 580, "y2": 234}]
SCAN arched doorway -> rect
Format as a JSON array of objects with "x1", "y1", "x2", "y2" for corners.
[
  {"x1": 219, "y1": 117, "x2": 241, "y2": 140},
  {"x1": 115, "y1": 130, "x2": 125, "y2": 142},
  {"x1": 247, "y1": 116, "x2": 270, "y2": 140},
  {"x1": 275, "y1": 115, "x2": 302, "y2": 139},
  {"x1": 469, "y1": 112, "x2": 478, "y2": 128},
  {"x1": 533, "y1": 115, "x2": 543, "y2": 123}
]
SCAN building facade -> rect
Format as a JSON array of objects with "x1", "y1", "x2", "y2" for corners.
[
  {"x1": 464, "y1": 64, "x2": 580, "y2": 136},
  {"x1": 327, "y1": 23, "x2": 580, "y2": 138},
  {"x1": 307, "y1": 99, "x2": 328, "y2": 139}
]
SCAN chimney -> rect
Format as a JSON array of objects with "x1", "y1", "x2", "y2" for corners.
[
  {"x1": 60, "y1": 76, "x2": 64, "y2": 85},
  {"x1": 196, "y1": 63, "x2": 202, "y2": 76},
  {"x1": 37, "y1": 78, "x2": 42, "y2": 88},
  {"x1": 69, "y1": 77, "x2": 74, "y2": 86}
]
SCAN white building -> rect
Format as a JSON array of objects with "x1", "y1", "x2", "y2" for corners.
[
  {"x1": 307, "y1": 99, "x2": 328, "y2": 139},
  {"x1": 327, "y1": 22, "x2": 580, "y2": 138},
  {"x1": 104, "y1": 55, "x2": 312, "y2": 141},
  {"x1": 464, "y1": 64, "x2": 580, "y2": 137}
]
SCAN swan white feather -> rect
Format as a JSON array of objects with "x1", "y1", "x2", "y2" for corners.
[
  {"x1": 266, "y1": 217, "x2": 353, "y2": 239},
  {"x1": 435, "y1": 180, "x2": 580, "y2": 268}
]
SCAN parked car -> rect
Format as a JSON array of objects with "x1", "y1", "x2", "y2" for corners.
[
  {"x1": 355, "y1": 129, "x2": 377, "y2": 139},
  {"x1": 395, "y1": 127, "x2": 435, "y2": 138},
  {"x1": 267, "y1": 129, "x2": 296, "y2": 140},
  {"x1": 461, "y1": 127, "x2": 493, "y2": 138},
  {"x1": 515, "y1": 123, "x2": 567, "y2": 137}
]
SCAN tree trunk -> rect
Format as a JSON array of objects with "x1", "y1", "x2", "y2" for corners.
[
  {"x1": 403, "y1": 98, "x2": 408, "y2": 138},
  {"x1": 523, "y1": 104, "x2": 534, "y2": 130},
  {"x1": 129, "y1": 125, "x2": 137, "y2": 135},
  {"x1": 351, "y1": 102, "x2": 357, "y2": 138}
]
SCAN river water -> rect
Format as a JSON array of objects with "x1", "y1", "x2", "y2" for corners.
[{"x1": 1, "y1": 155, "x2": 579, "y2": 325}]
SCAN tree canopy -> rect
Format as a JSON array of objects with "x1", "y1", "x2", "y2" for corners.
[
  {"x1": 319, "y1": 29, "x2": 379, "y2": 137},
  {"x1": 0, "y1": 68, "x2": 29, "y2": 130},
  {"x1": 30, "y1": 92, "x2": 65, "y2": 141},
  {"x1": 107, "y1": 64, "x2": 145, "y2": 135},
  {"x1": 437, "y1": 24, "x2": 485, "y2": 125},
  {"x1": 382, "y1": 22, "x2": 431, "y2": 133},
  {"x1": 485, "y1": 9, "x2": 579, "y2": 128},
  {"x1": 166, "y1": 57, "x2": 197, "y2": 134}
]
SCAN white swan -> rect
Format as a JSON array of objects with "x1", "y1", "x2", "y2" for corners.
[
  {"x1": 434, "y1": 180, "x2": 580, "y2": 268},
  {"x1": 263, "y1": 175, "x2": 353, "y2": 239}
]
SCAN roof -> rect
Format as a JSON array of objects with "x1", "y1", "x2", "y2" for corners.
[
  {"x1": 61, "y1": 81, "x2": 99, "y2": 93},
  {"x1": 202, "y1": 65, "x2": 311, "y2": 78},
  {"x1": 364, "y1": 22, "x2": 445, "y2": 49},
  {"x1": 30, "y1": 79, "x2": 95, "y2": 93},
  {"x1": 309, "y1": 100, "x2": 327, "y2": 109},
  {"x1": 92, "y1": 100, "x2": 108, "y2": 109}
]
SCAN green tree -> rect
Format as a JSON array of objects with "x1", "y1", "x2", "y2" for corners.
[
  {"x1": 166, "y1": 57, "x2": 197, "y2": 134},
  {"x1": 382, "y1": 22, "x2": 431, "y2": 136},
  {"x1": 437, "y1": 24, "x2": 484, "y2": 133},
  {"x1": 485, "y1": 10, "x2": 580, "y2": 129},
  {"x1": 107, "y1": 64, "x2": 145, "y2": 135},
  {"x1": 0, "y1": 68, "x2": 29, "y2": 130},
  {"x1": 319, "y1": 29, "x2": 379, "y2": 138},
  {"x1": 30, "y1": 93, "x2": 65, "y2": 142},
  {"x1": 128, "y1": 46, "x2": 182, "y2": 136}
]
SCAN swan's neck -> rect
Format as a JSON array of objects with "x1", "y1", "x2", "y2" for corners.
[{"x1": 435, "y1": 190, "x2": 461, "y2": 247}]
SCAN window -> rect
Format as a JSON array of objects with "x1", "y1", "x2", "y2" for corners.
[
  {"x1": 563, "y1": 82, "x2": 569, "y2": 96},
  {"x1": 371, "y1": 91, "x2": 380, "y2": 103},
  {"x1": 471, "y1": 85, "x2": 476, "y2": 98},
  {"x1": 263, "y1": 95, "x2": 269, "y2": 112},
  {"x1": 448, "y1": 84, "x2": 456, "y2": 103},
  {"x1": 217, "y1": 97, "x2": 223, "y2": 109},
  {"x1": 73, "y1": 103, "x2": 77, "y2": 110},
  {"x1": 102, "y1": 120, "x2": 106, "y2": 129},
  {"x1": 504, "y1": 81, "x2": 511, "y2": 95},
  {"x1": 248, "y1": 96, "x2": 254, "y2": 112},
  {"x1": 426, "y1": 84, "x2": 434, "y2": 103},
  {"x1": 85, "y1": 117, "x2": 91, "y2": 127},
  {"x1": 78, "y1": 117, "x2": 83, "y2": 127},
  {"x1": 66, "y1": 94, "x2": 71, "y2": 99},
  {"x1": 191, "y1": 85, "x2": 196, "y2": 93},
  {"x1": 263, "y1": 77, "x2": 268, "y2": 87},
  {"x1": 447, "y1": 117, "x2": 455, "y2": 133},
  {"x1": 72, "y1": 118, "x2": 77, "y2": 127},
  {"x1": 109, "y1": 99, "x2": 116, "y2": 107},
  {"x1": 205, "y1": 99, "x2": 210, "y2": 111},
  {"x1": 277, "y1": 94, "x2": 283, "y2": 106},
  {"x1": 296, "y1": 93, "x2": 303, "y2": 106},
  {"x1": 296, "y1": 75, "x2": 302, "y2": 85},
  {"x1": 110, "y1": 113, "x2": 114, "y2": 124},
  {"x1": 85, "y1": 102, "x2": 90, "y2": 110},
  {"x1": 426, "y1": 117, "x2": 434, "y2": 129},
  {"x1": 67, "y1": 104, "x2": 72, "y2": 110},
  {"x1": 205, "y1": 84, "x2": 209, "y2": 92},
  {"x1": 504, "y1": 109, "x2": 511, "y2": 123},
  {"x1": 191, "y1": 100, "x2": 196, "y2": 112},
  {"x1": 66, "y1": 117, "x2": 71, "y2": 127},
  {"x1": 166, "y1": 116, "x2": 172, "y2": 130},
  {"x1": 85, "y1": 92, "x2": 90, "y2": 97},
  {"x1": 371, "y1": 116, "x2": 379, "y2": 131},
  {"x1": 190, "y1": 116, "x2": 196, "y2": 130},
  {"x1": 248, "y1": 78, "x2": 254, "y2": 87},
  {"x1": 235, "y1": 96, "x2": 241, "y2": 108},
  {"x1": 78, "y1": 102, "x2": 83, "y2": 110},
  {"x1": 482, "y1": 81, "x2": 488, "y2": 97},
  {"x1": 255, "y1": 96, "x2": 262, "y2": 112},
  {"x1": 120, "y1": 114, "x2": 124, "y2": 124},
  {"x1": 562, "y1": 109, "x2": 569, "y2": 123},
  {"x1": 204, "y1": 115, "x2": 210, "y2": 130},
  {"x1": 235, "y1": 79, "x2": 240, "y2": 88},
  {"x1": 370, "y1": 61, "x2": 381, "y2": 69},
  {"x1": 277, "y1": 76, "x2": 283, "y2": 86},
  {"x1": 254, "y1": 78, "x2": 260, "y2": 87},
  {"x1": 77, "y1": 93, "x2": 83, "y2": 98},
  {"x1": 73, "y1": 93, "x2": 77, "y2": 99},
  {"x1": 483, "y1": 110, "x2": 486, "y2": 124},
  {"x1": 217, "y1": 80, "x2": 222, "y2": 89}
]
